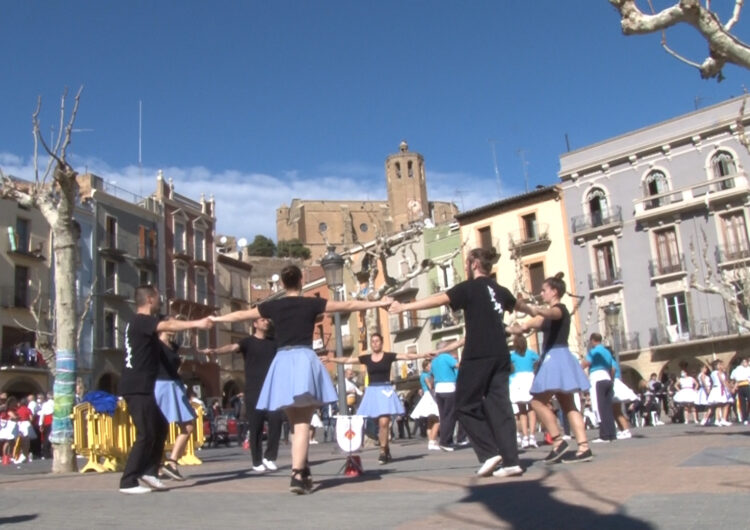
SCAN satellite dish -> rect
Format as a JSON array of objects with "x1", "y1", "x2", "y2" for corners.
[
  {"x1": 271, "y1": 274, "x2": 280, "y2": 283},
  {"x1": 237, "y1": 237, "x2": 248, "y2": 248},
  {"x1": 219, "y1": 235, "x2": 228, "y2": 245}
]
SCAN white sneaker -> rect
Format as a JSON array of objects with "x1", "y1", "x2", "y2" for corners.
[
  {"x1": 119, "y1": 485, "x2": 152, "y2": 494},
  {"x1": 528, "y1": 436, "x2": 538, "y2": 448},
  {"x1": 252, "y1": 464, "x2": 267, "y2": 472},
  {"x1": 492, "y1": 465, "x2": 523, "y2": 478},
  {"x1": 309, "y1": 440, "x2": 319, "y2": 445},
  {"x1": 616, "y1": 430, "x2": 632, "y2": 439},
  {"x1": 720, "y1": 420, "x2": 732, "y2": 426},
  {"x1": 262, "y1": 458, "x2": 278, "y2": 471},
  {"x1": 14, "y1": 454, "x2": 26, "y2": 464},
  {"x1": 427, "y1": 441, "x2": 440, "y2": 451},
  {"x1": 476, "y1": 455, "x2": 503, "y2": 477},
  {"x1": 521, "y1": 437, "x2": 529, "y2": 449},
  {"x1": 139, "y1": 475, "x2": 168, "y2": 490}
]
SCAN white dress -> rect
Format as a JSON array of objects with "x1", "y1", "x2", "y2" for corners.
[
  {"x1": 673, "y1": 374, "x2": 699, "y2": 404},
  {"x1": 613, "y1": 378, "x2": 638, "y2": 403},
  {"x1": 707, "y1": 371, "x2": 731, "y2": 405},
  {"x1": 410, "y1": 391, "x2": 439, "y2": 419},
  {"x1": 696, "y1": 373, "x2": 711, "y2": 406}
]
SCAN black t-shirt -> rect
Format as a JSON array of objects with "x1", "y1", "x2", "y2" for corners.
[
  {"x1": 447, "y1": 277, "x2": 516, "y2": 364},
  {"x1": 157, "y1": 340, "x2": 182, "y2": 382},
  {"x1": 541, "y1": 303, "x2": 570, "y2": 353},
  {"x1": 119, "y1": 314, "x2": 160, "y2": 395},
  {"x1": 239, "y1": 335, "x2": 278, "y2": 406},
  {"x1": 258, "y1": 296, "x2": 327, "y2": 348},
  {"x1": 358, "y1": 352, "x2": 397, "y2": 384}
]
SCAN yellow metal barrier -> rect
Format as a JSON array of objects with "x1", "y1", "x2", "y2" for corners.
[{"x1": 72, "y1": 399, "x2": 205, "y2": 473}]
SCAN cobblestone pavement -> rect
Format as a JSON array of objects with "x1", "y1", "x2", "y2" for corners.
[{"x1": 0, "y1": 423, "x2": 748, "y2": 529}]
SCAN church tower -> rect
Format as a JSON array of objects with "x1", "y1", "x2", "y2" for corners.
[{"x1": 385, "y1": 140, "x2": 429, "y2": 231}]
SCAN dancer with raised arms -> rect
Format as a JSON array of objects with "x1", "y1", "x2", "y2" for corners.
[
  {"x1": 389, "y1": 248, "x2": 524, "y2": 478},
  {"x1": 210, "y1": 265, "x2": 391, "y2": 494},
  {"x1": 509, "y1": 273, "x2": 592, "y2": 464},
  {"x1": 328, "y1": 333, "x2": 433, "y2": 464}
]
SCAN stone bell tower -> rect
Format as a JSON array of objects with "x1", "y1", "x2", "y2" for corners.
[{"x1": 385, "y1": 140, "x2": 429, "y2": 232}]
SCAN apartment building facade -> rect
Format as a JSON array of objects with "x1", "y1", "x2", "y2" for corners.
[
  {"x1": 559, "y1": 96, "x2": 750, "y2": 384},
  {"x1": 0, "y1": 195, "x2": 52, "y2": 395},
  {"x1": 455, "y1": 186, "x2": 582, "y2": 355}
]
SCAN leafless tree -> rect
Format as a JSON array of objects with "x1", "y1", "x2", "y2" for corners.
[
  {"x1": 0, "y1": 88, "x2": 84, "y2": 473},
  {"x1": 331, "y1": 223, "x2": 463, "y2": 342},
  {"x1": 690, "y1": 230, "x2": 750, "y2": 330},
  {"x1": 610, "y1": 0, "x2": 750, "y2": 80}
]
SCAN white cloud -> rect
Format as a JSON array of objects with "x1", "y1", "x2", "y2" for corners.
[{"x1": 1, "y1": 152, "x2": 513, "y2": 241}]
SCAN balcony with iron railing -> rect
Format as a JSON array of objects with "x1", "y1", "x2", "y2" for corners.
[
  {"x1": 588, "y1": 268, "x2": 623, "y2": 291},
  {"x1": 648, "y1": 254, "x2": 686, "y2": 279},
  {"x1": 634, "y1": 173, "x2": 749, "y2": 221},
  {"x1": 389, "y1": 312, "x2": 422, "y2": 335},
  {"x1": 716, "y1": 243, "x2": 750, "y2": 265},
  {"x1": 571, "y1": 206, "x2": 623, "y2": 236},
  {"x1": 98, "y1": 230, "x2": 159, "y2": 269},
  {"x1": 429, "y1": 311, "x2": 464, "y2": 335},
  {"x1": 508, "y1": 223, "x2": 550, "y2": 253},
  {"x1": 5, "y1": 230, "x2": 47, "y2": 262},
  {"x1": 648, "y1": 316, "x2": 737, "y2": 347},
  {"x1": 620, "y1": 332, "x2": 640, "y2": 352}
]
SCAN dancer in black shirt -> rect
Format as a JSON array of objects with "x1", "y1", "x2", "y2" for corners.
[
  {"x1": 212, "y1": 265, "x2": 391, "y2": 494},
  {"x1": 119, "y1": 285, "x2": 212, "y2": 494},
  {"x1": 390, "y1": 248, "x2": 525, "y2": 478},
  {"x1": 207, "y1": 317, "x2": 283, "y2": 472},
  {"x1": 328, "y1": 333, "x2": 432, "y2": 464}
]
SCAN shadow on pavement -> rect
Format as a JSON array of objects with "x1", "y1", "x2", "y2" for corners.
[
  {"x1": 313, "y1": 470, "x2": 386, "y2": 492},
  {"x1": 449, "y1": 469, "x2": 654, "y2": 529},
  {"x1": 0, "y1": 514, "x2": 38, "y2": 524}
]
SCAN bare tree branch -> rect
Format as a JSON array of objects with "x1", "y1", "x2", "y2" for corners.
[
  {"x1": 610, "y1": 0, "x2": 750, "y2": 79},
  {"x1": 76, "y1": 278, "x2": 97, "y2": 351},
  {"x1": 689, "y1": 231, "x2": 750, "y2": 330}
]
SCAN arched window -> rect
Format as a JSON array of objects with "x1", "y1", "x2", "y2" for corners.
[
  {"x1": 586, "y1": 188, "x2": 609, "y2": 227},
  {"x1": 711, "y1": 151, "x2": 736, "y2": 190},
  {"x1": 644, "y1": 171, "x2": 668, "y2": 209}
]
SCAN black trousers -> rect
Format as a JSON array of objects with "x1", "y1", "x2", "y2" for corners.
[
  {"x1": 455, "y1": 357, "x2": 518, "y2": 466},
  {"x1": 435, "y1": 392, "x2": 457, "y2": 446},
  {"x1": 247, "y1": 408, "x2": 283, "y2": 467},
  {"x1": 595, "y1": 379, "x2": 617, "y2": 440},
  {"x1": 737, "y1": 384, "x2": 750, "y2": 422},
  {"x1": 120, "y1": 394, "x2": 168, "y2": 488}
]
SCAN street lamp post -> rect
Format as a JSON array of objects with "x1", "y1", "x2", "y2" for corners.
[
  {"x1": 321, "y1": 246, "x2": 349, "y2": 415},
  {"x1": 604, "y1": 302, "x2": 622, "y2": 366}
]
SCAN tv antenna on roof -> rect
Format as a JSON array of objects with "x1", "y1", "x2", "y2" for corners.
[{"x1": 488, "y1": 139, "x2": 501, "y2": 199}]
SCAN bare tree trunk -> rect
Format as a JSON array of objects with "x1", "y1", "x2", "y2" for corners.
[
  {"x1": 49, "y1": 166, "x2": 79, "y2": 473},
  {"x1": 1, "y1": 90, "x2": 83, "y2": 472}
]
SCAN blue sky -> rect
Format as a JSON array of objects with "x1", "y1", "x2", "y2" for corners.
[{"x1": 2, "y1": 1, "x2": 749, "y2": 240}]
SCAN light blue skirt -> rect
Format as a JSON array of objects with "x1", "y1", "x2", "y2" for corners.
[
  {"x1": 256, "y1": 346, "x2": 338, "y2": 410},
  {"x1": 357, "y1": 383, "x2": 405, "y2": 418},
  {"x1": 530, "y1": 346, "x2": 591, "y2": 395},
  {"x1": 155, "y1": 379, "x2": 197, "y2": 423}
]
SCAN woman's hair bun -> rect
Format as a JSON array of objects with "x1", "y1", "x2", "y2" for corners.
[{"x1": 554, "y1": 272, "x2": 565, "y2": 280}]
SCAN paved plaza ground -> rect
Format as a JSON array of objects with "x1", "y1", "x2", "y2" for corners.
[{"x1": 0, "y1": 422, "x2": 748, "y2": 529}]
